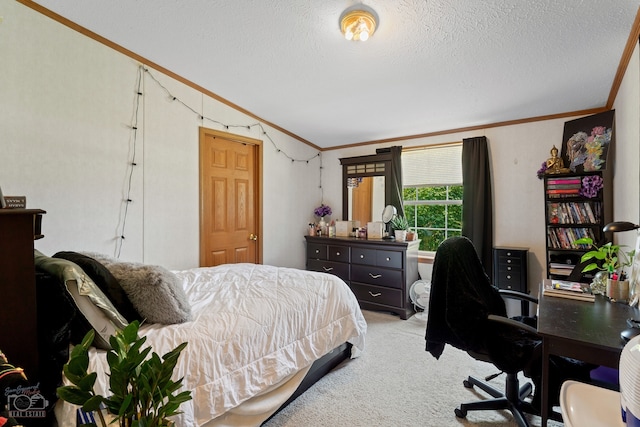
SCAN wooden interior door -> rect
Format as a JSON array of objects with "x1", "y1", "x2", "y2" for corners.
[
  {"x1": 352, "y1": 177, "x2": 373, "y2": 225},
  {"x1": 199, "y1": 128, "x2": 262, "y2": 266}
]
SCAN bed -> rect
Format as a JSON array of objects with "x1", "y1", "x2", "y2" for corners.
[{"x1": 32, "y1": 252, "x2": 366, "y2": 427}]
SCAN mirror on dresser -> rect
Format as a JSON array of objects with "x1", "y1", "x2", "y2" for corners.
[
  {"x1": 346, "y1": 176, "x2": 385, "y2": 226},
  {"x1": 340, "y1": 149, "x2": 400, "y2": 224}
]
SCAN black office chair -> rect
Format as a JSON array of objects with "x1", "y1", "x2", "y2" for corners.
[{"x1": 425, "y1": 236, "x2": 590, "y2": 426}]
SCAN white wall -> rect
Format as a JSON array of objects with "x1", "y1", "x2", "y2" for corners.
[
  {"x1": 1, "y1": 2, "x2": 321, "y2": 269},
  {"x1": 2, "y1": 2, "x2": 639, "y2": 285},
  {"x1": 613, "y1": 44, "x2": 640, "y2": 253}
]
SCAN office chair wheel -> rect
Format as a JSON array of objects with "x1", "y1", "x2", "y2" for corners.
[
  {"x1": 455, "y1": 407, "x2": 467, "y2": 418},
  {"x1": 463, "y1": 379, "x2": 473, "y2": 388}
]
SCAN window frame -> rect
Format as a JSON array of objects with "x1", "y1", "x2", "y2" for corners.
[{"x1": 402, "y1": 143, "x2": 463, "y2": 255}]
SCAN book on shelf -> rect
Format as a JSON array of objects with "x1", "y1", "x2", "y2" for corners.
[
  {"x1": 547, "y1": 178, "x2": 581, "y2": 185},
  {"x1": 546, "y1": 189, "x2": 581, "y2": 195},
  {"x1": 542, "y1": 279, "x2": 595, "y2": 302},
  {"x1": 546, "y1": 227, "x2": 594, "y2": 249},
  {"x1": 549, "y1": 261, "x2": 575, "y2": 268},
  {"x1": 549, "y1": 267, "x2": 572, "y2": 276},
  {"x1": 548, "y1": 202, "x2": 596, "y2": 224},
  {"x1": 546, "y1": 184, "x2": 582, "y2": 190}
]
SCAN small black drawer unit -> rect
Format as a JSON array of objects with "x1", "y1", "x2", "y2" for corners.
[{"x1": 493, "y1": 247, "x2": 528, "y2": 293}]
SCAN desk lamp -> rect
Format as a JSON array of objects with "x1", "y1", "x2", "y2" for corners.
[
  {"x1": 603, "y1": 221, "x2": 640, "y2": 340},
  {"x1": 603, "y1": 221, "x2": 640, "y2": 233}
]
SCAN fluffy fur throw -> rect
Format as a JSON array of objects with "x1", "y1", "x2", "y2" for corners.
[{"x1": 82, "y1": 253, "x2": 192, "y2": 325}]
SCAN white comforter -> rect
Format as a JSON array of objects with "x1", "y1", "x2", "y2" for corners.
[{"x1": 57, "y1": 263, "x2": 367, "y2": 426}]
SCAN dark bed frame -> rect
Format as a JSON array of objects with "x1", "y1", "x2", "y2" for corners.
[{"x1": 264, "y1": 342, "x2": 352, "y2": 424}]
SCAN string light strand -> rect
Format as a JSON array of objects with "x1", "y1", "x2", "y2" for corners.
[
  {"x1": 115, "y1": 66, "x2": 324, "y2": 255},
  {"x1": 115, "y1": 66, "x2": 144, "y2": 257},
  {"x1": 143, "y1": 68, "x2": 320, "y2": 163}
]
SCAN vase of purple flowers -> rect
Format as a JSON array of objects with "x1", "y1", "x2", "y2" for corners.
[
  {"x1": 314, "y1": 204, "x2": 332, "y2": 218},
  {"x1": 314, "y1": 204, "x2": 332, "y2": 235}
]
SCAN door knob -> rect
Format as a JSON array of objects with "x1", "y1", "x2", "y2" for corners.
[{"x1": 249, "y1": 234, "x2": 258, "y2": 241}]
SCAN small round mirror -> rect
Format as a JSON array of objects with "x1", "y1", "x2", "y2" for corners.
[{"x1": 382, "y1": 205, "x2": 397, "y2": 223}]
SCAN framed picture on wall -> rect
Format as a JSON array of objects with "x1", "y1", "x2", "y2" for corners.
[{"x1": 560, "y1": 110, "x2": 615, "y2": 173}]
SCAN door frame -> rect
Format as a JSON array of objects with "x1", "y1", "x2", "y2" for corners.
[{"x1": 198, "y1": 127, "x2": 263, "y2": 265}]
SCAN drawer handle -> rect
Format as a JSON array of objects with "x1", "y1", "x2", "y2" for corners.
[
  {"x1": 323, "y1": 267, "x2": 334, "y2": 272},
  {"x1": 369, "y1": 291, "x2": 382, "y2": 297},
  {"x1": 507, "y1": 275, "x2": 512, "y2": 279},
  {"x1": 335, "y1": 252, "x2": 340, "y2": 256},
  {"x1": 360, "y1": 254, "x2": 365, "y2": 259},
  {"x1": 369, "y1": 273, "x2": 382, "y2": 279},
  {"x1": 507, "y1": 266, "x2": 512, "y2": 271},
  {"x1": 385, "y1": 257, "x2": 390, "y2": 261},
  {"x1": 315, "y1": 249, "x2": 320, "y2": 254},
  {"x1": 507, "y1": 252, "x2": 512, "y2": 256},
  {"x1": 507, "y1": 260, "x2": 512, "y2": 263}
]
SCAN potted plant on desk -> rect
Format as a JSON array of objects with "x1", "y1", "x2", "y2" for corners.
[{"x1": 574, "y1": 237, "x2": 635, "y2": 301}]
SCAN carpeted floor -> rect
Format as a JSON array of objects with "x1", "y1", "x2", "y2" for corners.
[{"x1": 264, "y1": 310, "x2": 563, "y2": 427}]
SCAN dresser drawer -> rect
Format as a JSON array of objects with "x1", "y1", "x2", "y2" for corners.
[
  {"x1": 351, "y1": 247, "x2": 377, "y2": 266},
  {"x1": 351, "y1": 265, "x2": 403, "y2": 289},
  {"x1": 350, "y1": 282, "x2": 402, "y2": 307},
  {"x1": 497, "y1": 248, "x2": 525, "y2": 258},
  {"x1": 497, "y1": 255, "x2": 523, "y2": 267},
  {"x1": 307, "y1": 259, "x2": 349, "y2": 282},
  {"x1": 496, "y1": 264, "x2": 521, "y2": 276},
  {"x1": 328, "y1": 245, "x2": 350, "y2": 263},
  {"x1": 352, "y1": 247, "x2": 402, "y2": 269},
  {"x1": 307, "y1": 242, "x2": 327, "y2": 260},
  {"x1": 376, "y1": 250, "x2": 402, "y2": 269},
  {"x1": 495, "y1": 273, "x2": 522, "y2": 290}
]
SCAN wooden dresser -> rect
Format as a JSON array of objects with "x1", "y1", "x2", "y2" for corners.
[
  {"x1": 305, "y1": 235, "x2": 420, "y2": 319},
  {"x1": 0, "y1": 209, "x2": 45, "y2": 378}
]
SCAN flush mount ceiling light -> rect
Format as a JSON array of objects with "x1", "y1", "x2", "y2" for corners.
[{"x1": 340, "y1": 5, "x2": 378, "y2": 42}]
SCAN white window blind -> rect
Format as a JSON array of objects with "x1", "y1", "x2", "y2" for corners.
[{"x1": 402, "y1": 144, "x2": 462, "y2": 187}]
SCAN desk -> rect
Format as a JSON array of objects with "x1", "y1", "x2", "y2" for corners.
[{"x1": 537, "y1": 287, "x2": 637, "y2": 426}]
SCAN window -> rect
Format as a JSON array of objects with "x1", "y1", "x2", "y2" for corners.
[{"x1": 402, "y1": 144, "x2": 463, "y2": 252}]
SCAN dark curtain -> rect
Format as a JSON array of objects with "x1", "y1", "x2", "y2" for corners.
[
  {"x1": 389, "y1": 146, "x2": 404, "y2": 217},
  {"x1": 462, "y1": 136, "x2": 493, "y2": 278}
]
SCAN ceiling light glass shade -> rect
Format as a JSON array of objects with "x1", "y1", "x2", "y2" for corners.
[{"x1": 340, "y1": 7, "x2": 377, "y2": 42}]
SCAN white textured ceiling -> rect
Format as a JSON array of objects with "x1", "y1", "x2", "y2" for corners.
[{"x1": 29, "y1": 0, "x2": 640, "y2": 148}]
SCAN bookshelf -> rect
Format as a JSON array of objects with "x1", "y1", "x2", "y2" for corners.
[{"x1": 543, "y1": 170, "x2": 612, "y2": 281}]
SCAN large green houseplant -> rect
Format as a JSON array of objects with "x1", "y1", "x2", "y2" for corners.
[
  {"x1": 57, "y1": 321, "x2": 191, "y2": 427},
  {"x1": 574, "y1": 237, "x2": 635, "y2": 298},
  {"x1": 574, "y1": 237, "x2": 635, "y2": 278}
]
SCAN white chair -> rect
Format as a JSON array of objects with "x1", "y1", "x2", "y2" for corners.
[{"x1": 559, "y1": 380, "x2": 625, "y2": 427}]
